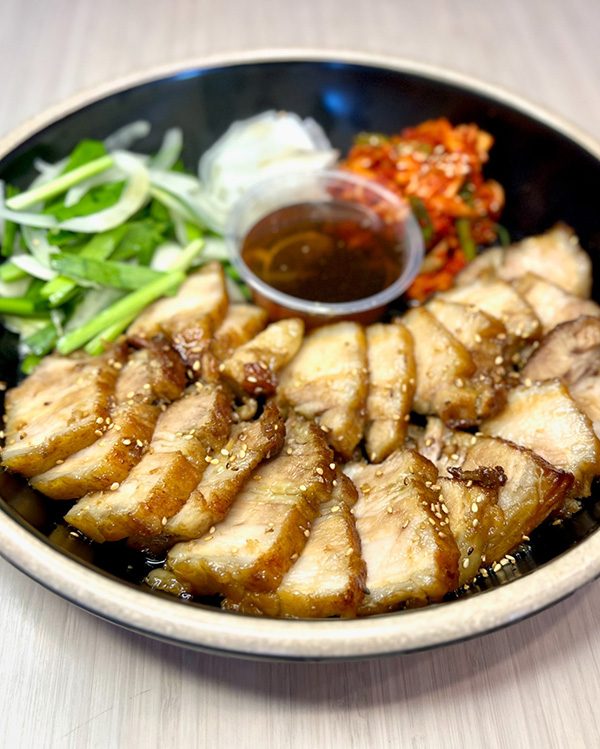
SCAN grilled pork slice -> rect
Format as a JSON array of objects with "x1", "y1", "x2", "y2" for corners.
[
  {"x1": 166, "y1": 416, "x2": 335, "y2": 599},
  {"x1": 364, "y1": 322, "x2": 415, "y2": 463},
  {"x1": 513, "y1": 274, "x2": 600, "y2": 335},
  {"x1": 463, "y1": 436, "x2": 574, "y2": 559},
  {"x1": 223, "y1": 471, "x2": 366, "y2": 618},
  {"x1": 1, "y1": 348, "x2": 124, "y2": 478},
  {"x1": 482, "y1": 380, "x2": 600, "y2": 500},
  {"x1": 426, "y1": 298, "x2": 514, "y2": 372},
  {"x1": 160, "y1": 404, "x2": 286, "y2": 543},
  {"x1": 147, "y1": 385, "x2": 232, "y2": 470},
  {"x1": 278, "y1": 322, "x2": 368, "y2": 460},
  {"x1": 65, "y1": 387, "x2": 232, "y2": 542},
  {"x1": 438, "y1": 279, "x2": 542, "y2": 342},
  {"x1": 403, "y1": 307, "x2": 503, "y2": 428},
  {"x1": 415, "y1": 417, "x2": 573, "y2": 559},
  {"x1": 127, "y1": 262, "x2": 229, "y2": 368},
  {"x1": 346, "y1": 450, "x2": 460, "y2": 614},
  {"x1": 31, "y1": 343, "x2": 186, "y2": 499},
  {"x1": 438, "y1": 474, "x2": 504, "y2": 585},
  {"x1": 522, "y1": 317, "x2": 600, "y2": 438},
  {"x1": 201, "y1": 304, "x2": 268, "y2": 382},
  {"x1": 456, "y1": 225, "x2": 592, "y2": 298},
  {"x1": 221, "y1": 318, "x2": 304, "y2": 397}
]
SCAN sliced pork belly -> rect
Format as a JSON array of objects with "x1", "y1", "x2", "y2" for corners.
[
  {"x1": 364, "y1": 322, "x2": 415, "y2": 463},
  {"x1": 414, "y1": 417, "x2": 574, "y2": 558},
  {"x1": 31, "y1": 343, "x2": 187, "y2": 499},
  {"x1": 463, "y1": 436, "x2": 574, "y2": 559},
  {"x1": 499, "y1": 224, "x2": 592, "y2": 298},
  {"x1": 522, "y1": 316, "x2": 600, "y2": 438},
  {"x1": 224, "y1": 471, "x2": 366, "y2": 618},
  {"x1": 346, "y1": 450, "x2": 460, "y2": 614},
  {"x1": 201, "y1": 304, "x2": 268, "y2": 381},
  {"x1": 438, "y1": 475, "x2": 504, "y2": 585},
  {"x1": 403, "y1": 306, "x2": 503, "y2": 428},
  {"x1": 513, "y1": 274, "x2": 600, "y2": 335},
  {"x1": 456, "y1": 225, "x2": 592, "y2": 298},
  {"x1": 159, "y1": 404, "x2": 286, "y2": 544},
  {"x1": 65, "y1": 387, "x2": 232, "y2": 542},
  {"x1": 438, "y1": 279, "x2": 542, "y2": 342},
  {"x1": 482, "y1": 380, "x2": 600, "y2": 500},
  {"x1": 166, "y1": 416, "x2": 335, "y2": 599},
  {"x1": 426, "y1": 298, "x2": 514, "y2": 372},
  {"x1": 278, "y1": 322, "x2": 368, "y2": 460},
  {"x1": 147, "y1": 385, "x2": 232, "y2": 470},
  {"x1": 221, "y1": 318, "x2": 304, "y2": 397},
  {"x1": 128, "y1": 262, "x2": 229, "y2": 368},
  {"x1": 1, "y1": 348, "x2": 125, "y2": 478}
]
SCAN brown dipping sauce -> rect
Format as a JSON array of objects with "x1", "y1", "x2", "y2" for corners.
[{"x1": 241, "y1": 201, "x2": 405, "y2": 304}]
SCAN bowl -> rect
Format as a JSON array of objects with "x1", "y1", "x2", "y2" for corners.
[
  {"x1": 226, "y1": 169, "x2": 424, "y2": 326},
  {"x1": 2, "y1": 51, "x2": 600, "y2": 661}
]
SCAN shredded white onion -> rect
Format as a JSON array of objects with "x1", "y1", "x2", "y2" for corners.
[
  {"x1": 103, "y1": 121, "x2": 151, "y2": 151},
  {"x1": 197, "y1": 110, "x2": 338, "y2": 224},
  {"x1": 151, "y1": 128, "x2": 183, "y2": 171},
  {"x1": 58, "y1": 151, "x2": 150, "y2": 233},
  {"x1": 11, "y1": 254, "x2": 57, "y2": 281},
  {"x1": 21, "y1": 226, "x2": 54, "y2": 268}
]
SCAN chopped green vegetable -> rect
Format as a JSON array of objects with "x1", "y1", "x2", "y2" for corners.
[
  {"x1": 0, "y1": 297, "x2": 41, "y2": 316},
  {"x1": 24, "y1": 322, "x2": 58, "y2": 356},
  {"x1": 57, "y1": 270, "x2": 185, "y2": 354},
  {"x1": 408, "y1": 196, "x2": 434, "y2": 243},
  {"x1": 456, "y1": 218, "x2": 477, "y2": 261},
  {"x1": 1, "y1": 185, "x2": 19, "y2": 257},
  {"x1": 495, "y1": 223, "x2": 511, "y2": 248},
  {"x1": 0, "y1": 262, "x2": 29, "y2": 282},
  {"x1": 62, "y1": 140, "x2": 107, "y2": 173},
  {"x1": 6, "y1": 155, "x2": 114, "y2": 211},
  {"x1": 84, "y1": 312, "x2": 139, "y2": 356},
  {"x1": 40, "y1": 224, "x2": 132, "y2": 306},
  {"x1": 44, "y1": 181, "x2": 125, "y2": 222},
  {"x1": 21, "y1": 353, "x2": 43, "y2": 374},
  {"x1": 49, "y1": 254, "x2": 164, "y2": 290}
]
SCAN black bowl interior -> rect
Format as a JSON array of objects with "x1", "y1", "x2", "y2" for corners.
[{"x1": 2, "y1": 59, "x2": 600, "y2": 609}]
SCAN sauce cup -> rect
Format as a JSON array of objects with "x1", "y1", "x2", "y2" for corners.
[{"x1": 226, "y1": 169, "x2": 425, "y2": 326}]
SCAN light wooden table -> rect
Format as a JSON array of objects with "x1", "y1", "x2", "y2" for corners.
[{"x1": 2, "y1": 1, "x2": 600, "y2": 747}]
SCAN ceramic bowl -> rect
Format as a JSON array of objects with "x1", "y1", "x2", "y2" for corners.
[{"x1": 2, "y1": 51, "x2": 600, "y2": 660}]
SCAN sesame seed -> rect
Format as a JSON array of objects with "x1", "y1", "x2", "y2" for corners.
[
  {"x1": 473, "y1": 518, "x2": 479, "y2": 527},
  {"x1": 55, "y1": 459, "x2": 64, "y2": 465},
  {"x1": 204, "y1": 535, "x2": 213, "y2": 541},
  {"x1": 299, "y1": 484, "x2": 307, "y2": 492},
  {"x1": 122, "y1": 438, "x2": 132, "y2": 445},
  {"x1": 493, "y1": 563, "x2": 502, "y2": 572},
  {"x1": 471, "y1": 502, "x2": 478, "y2": 513},
  {"x1": 96, "y1": 417, "x2": 104, "y2": 424},
  {"x1": 494, "y1": 356, "x2": 504, "y2": 366},
  {"x1": 438, "y1": 530, "x2": 446, "y2": 538},
  {"x1": 462, "y1": 559, "x2": 470, "y2": 569},
  {"x1": 320, "y1": 425, "x2": 329, "y2": 433},
  {"x1": 304, "y1": 529, "x2": 310, "y2": 537},
  {"x1": 386, "y1": 506, "x2": 393, "y2": 514},
  {"x1": 346, "y1": 548, "x2": 353, "y2": 557},
  {"x1": 291, "y1": 553, "x2": 299, "y2": 561},
  {"x1": 221, "y1": 448, "x2": 229, "y2": 456},
  {"x1": 454, "y1": 378, "x2": 464, "y2": 388},
  {"x1": 110, "y1": 482, "x2": 120, "y2": 491},
  {"x1": 332, "y1": 479, "x2": 338, "y2": 487},
  {"x1": 331, "y1": 505, "x2": 340, "y2": 513},
  {"x1": 286, "y1": 447, "x2": 293, "y2": 455},
  {"x1": 329, "y1": 463, "x2": 336, "y2": 470},
  {"x1": 376, "y1": 470, "x2": 383, "y2": 477},
  {"x1": 231, "y1": 547, "x2": 238, "y2": 553},
  {"x1": 253, "y1": 475, "x2": 261, "y2": 481},
  {"x1": 94, "y1": 429, "x2": 103, "y2": 437},
  {"x1": 524, "y1": 378, "x2": 532, "y2": 388},
  {"x1": 316, "y1": 467, "x2": 324, "y2": 475},
  {"x1": 211, "y1": 458, "x2": 219, "y2": 465},
  {"x1": 136, "y1": 440, "x2": 144, "y2": 447},
  {"x1": 192, "y1": 361, "x2": 201, "y2": 372}
]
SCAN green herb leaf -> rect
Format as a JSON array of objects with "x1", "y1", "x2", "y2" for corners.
[{"x1": 49, "y1": 254, "x2": 164, "y2": 291}]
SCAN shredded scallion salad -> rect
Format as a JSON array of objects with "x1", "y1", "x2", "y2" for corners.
[{"x1": 0, "y1": 112, "x2": 338, "y2": 372}]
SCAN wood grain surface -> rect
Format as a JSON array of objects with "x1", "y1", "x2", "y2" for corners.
[{"x1": 2, "y1": 1, "x2": 600, "y2": 747}]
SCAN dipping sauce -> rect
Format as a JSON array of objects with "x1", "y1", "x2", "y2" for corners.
[{"x1": 240, "y1": 201, "x2": 406, "y2": 304}]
